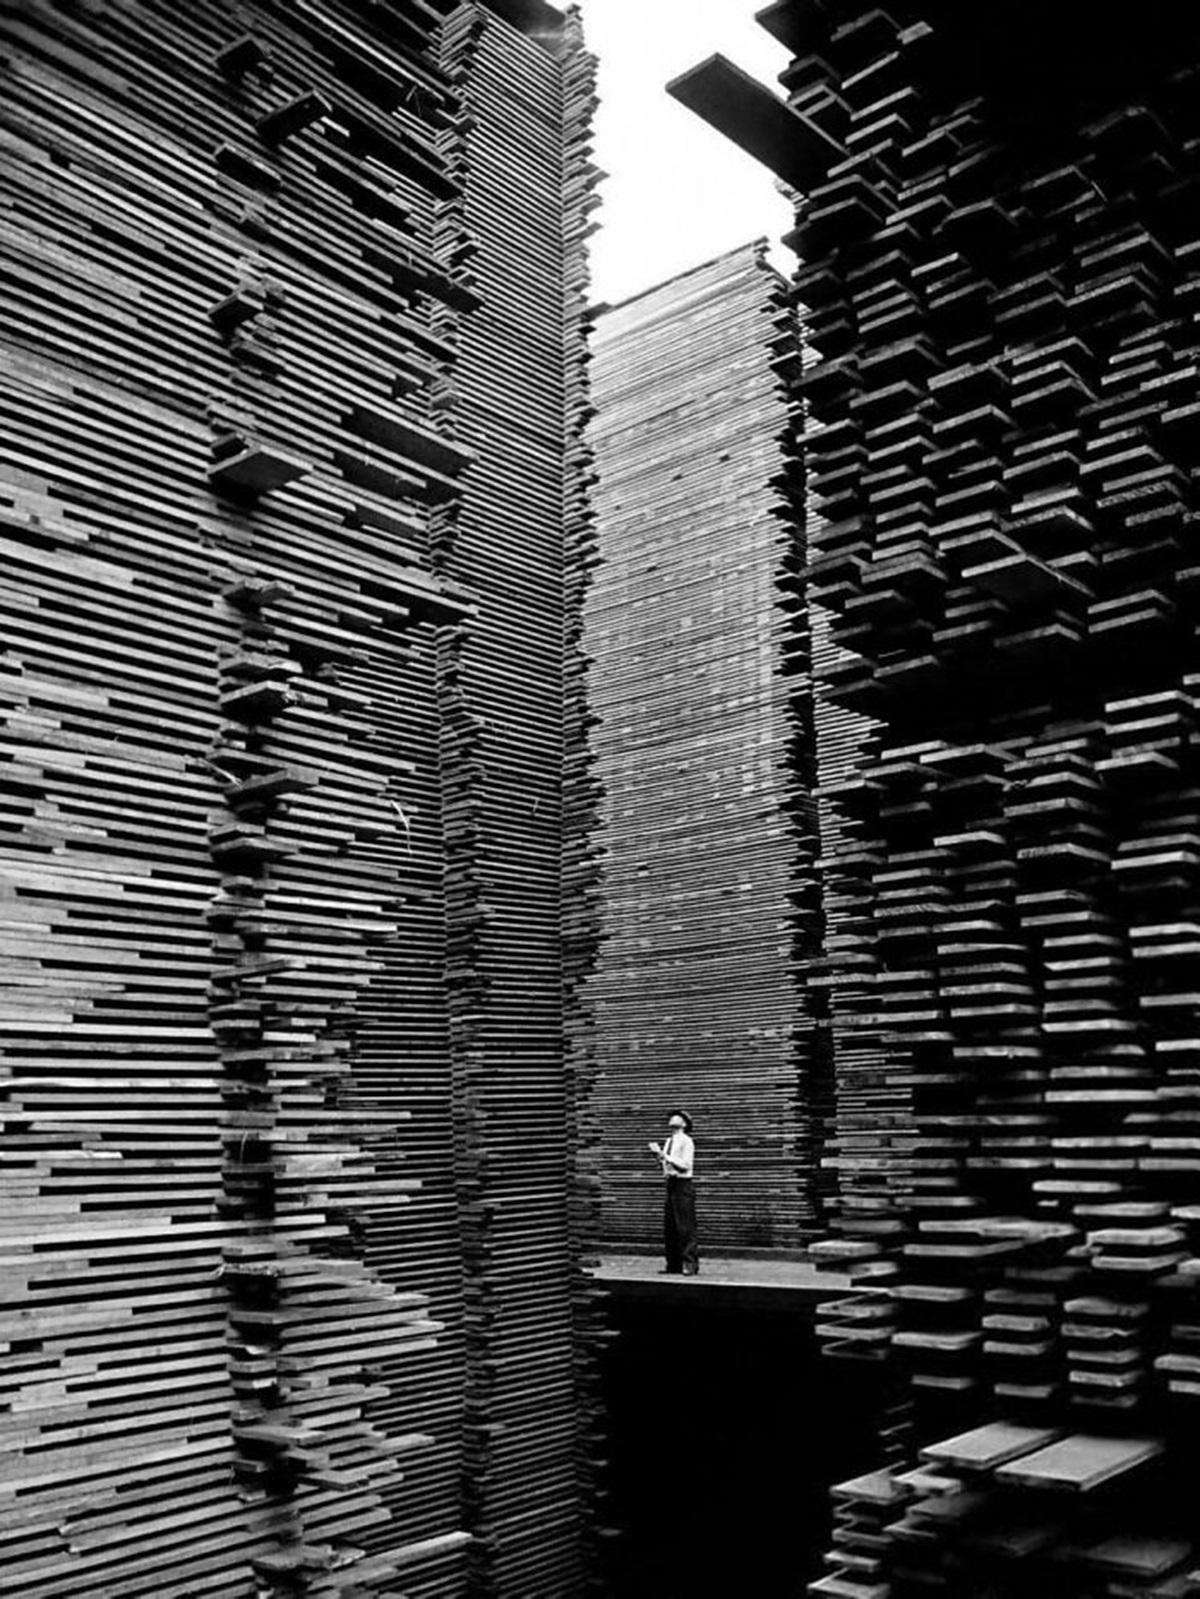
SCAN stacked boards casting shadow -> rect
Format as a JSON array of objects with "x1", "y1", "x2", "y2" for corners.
[
  {"x1": 584, "y1": 244, "x2": 826, "y2": 1253},
  {"x1": 673, "y1": 1, "x2": 1200, "y2": 1594},
  {"x1": 438, "y1": 5, "x2": 606, "y2": 1592},
  {"x1": 0, "y1": 1, "x2": 602, "y2": 1596}
]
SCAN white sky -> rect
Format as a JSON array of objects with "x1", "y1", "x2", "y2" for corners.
[{"x1": 577, "y1": 0, "x2": 793, "y2": 306}]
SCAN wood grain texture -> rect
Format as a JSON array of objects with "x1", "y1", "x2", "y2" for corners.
[
  {"x1": 724, "y1": 2, "x2": 1200, "y2": 1594},
  {"x1": 0, "y1": 2, "x2": 600, "y2": 1594},
  {"x1": 584, "y1": 244, "x2": 826, "y2": 1252}
]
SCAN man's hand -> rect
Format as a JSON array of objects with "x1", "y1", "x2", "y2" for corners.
[{"x1": 648, "y1": 1141, "x2": 661, "y2": 1155}]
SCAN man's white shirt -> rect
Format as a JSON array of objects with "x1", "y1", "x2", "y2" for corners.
[{"x1": 661, "y1": 1131, "x2": 694, "y2": 1178}]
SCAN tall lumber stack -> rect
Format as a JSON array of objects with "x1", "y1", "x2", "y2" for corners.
[
  {"x1": 557, "y1": 9, "x2": 610, "y2": 1578},
  {"x1": 0, "y1": 2, "x2": 600, "y2": 1595},
  {"x1": 584, "y1": 244, "x2": 826, "y2": 1252},
  {"x1": 436, "y1": 3, "x2": 605, "y2": 1591},
  {"x1": 674, "y1": 2, "x2": 1200, "y2": 1593}
]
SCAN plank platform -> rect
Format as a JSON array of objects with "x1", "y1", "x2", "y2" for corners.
[{"x1": 594, "y1": 1252, "x2": 854, "y2": 1310}]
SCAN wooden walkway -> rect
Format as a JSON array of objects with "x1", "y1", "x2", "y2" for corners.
[{"x1": 592, "y1": 1254, "x2": 854, "y2": 1307}]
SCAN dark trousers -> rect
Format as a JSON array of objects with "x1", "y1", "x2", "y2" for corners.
[{"x1": 664, "y1": 1177, "x2": 698, "y2": 1273}]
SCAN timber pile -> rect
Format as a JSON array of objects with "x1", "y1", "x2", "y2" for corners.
[
  {"x1": 818, "y1": 1423, "x2": 1191, "y2": 1598},
  {"x1": 585, "y1": 244, "x2": 825, "y2": 1252},
  {"x1": 0, "y1": 2, "x2": 599, "y2": 1596},
  {"x1": 559, "y1": 11, "x2": 611, "y2": 1583},
  {"x1": 673, "y1": 2, "x2": 1200, "y2": 1594},
  {"x1": 435, "y1": 5, "x2": 605, "y2": 1593}
]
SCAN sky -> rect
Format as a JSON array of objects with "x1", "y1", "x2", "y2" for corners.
[{"x1": 577, "y1": 0, "x2": 793, "y2": 307}]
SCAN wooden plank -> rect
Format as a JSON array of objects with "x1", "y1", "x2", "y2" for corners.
[
  {"x1": 995, "y1": 1435, "x2": 1163, "y2": 1492},
  {"x1": 920, "y1": 1423, "x2": 1064, "y2": 1473}
]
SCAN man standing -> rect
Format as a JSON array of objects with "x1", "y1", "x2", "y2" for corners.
[{"x1": 649, "y1": 1112, "x2": 698, "y2": 1275}]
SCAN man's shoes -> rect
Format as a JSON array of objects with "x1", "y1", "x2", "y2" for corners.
[{"x1": 683, "y1": 1264, "x2": 699, "y2": 1276}]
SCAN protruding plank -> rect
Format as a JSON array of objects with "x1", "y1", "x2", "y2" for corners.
[
  {"x1": 995, "y1": 1434, "x2": 1163, "y2": 1491},
  {"x1": 208, "y1": 446, "x2": 311, "y2": 497},
  {"x1": 256, "y1": 91, "x2": 331, "y2": 146},
  {"x1": 667, "y1": 54, "x2": 845, "y2": 191},
  {"x1": 921, "y1": 1422, "x2": 1064, "y2": 1473}
]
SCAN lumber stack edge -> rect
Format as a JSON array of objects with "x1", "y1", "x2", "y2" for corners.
[
  {"x1": 0, "y1": 1, "x2": 602, "y2": 1594},
  {"x1": 584, "y1": 242, "x2": 828, "y2": 1253},
  {"x1": 676, "y1": 2, "x2": 1200, "y2": 1594}
]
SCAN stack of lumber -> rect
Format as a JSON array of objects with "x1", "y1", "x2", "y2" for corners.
[
  {"x1": 672, "y1": 0, "x2": 1200, "y2": 1591},
  {"x1": 584, "y1": 243, "x2": 826, "y2": 1252},
  {"x1": 434, "y1": 4, "x2": 605, "y2": 1593},
  {"x1": 559, "y1": 12, "x2": 612, "y2": 1581},
  {"x1": 807, "y1": 599, "x2": 910, "y2": 1337},
  {"x1": 815, "y1": 1422, "x2": 1195, "y2": 1598},
  {"x1": 0, "y1": 1, "x2": 600, "y2": 1595}
]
